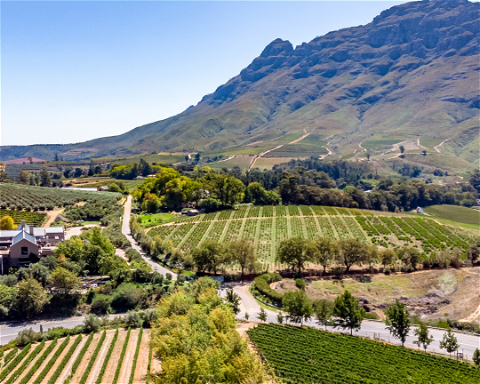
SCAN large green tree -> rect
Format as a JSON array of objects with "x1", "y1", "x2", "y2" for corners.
[
  {"x1": 314, "y1": 238, "x2": 339, "y2": 273},
  {"x1": 14, "y1": 277, "x2": 49, "y2": 319},
  {"x1": 282, "y1": 290, "x2": 313, "y2": 326},
  {"x1": 277, "y1": 237, "x2": 316, "y2": 275},
  {"x1": 332, "y1": 290, "x2": 364, "y2": 336},
  {"x1": 338, "y1": 238, "x2": 369, "y2": 273},
  {"x1": 226, "y1": 240, "x2": 256, "y2": 277},
  {"x1": 191, "y1": 240, "x2": 226, "y2": 275},
  {"x1": 51, "y1": 267, "x2": 81, "y2": 294},
  {"x1": 413, "y1": 321, "x2": 434, "y2": 353}
]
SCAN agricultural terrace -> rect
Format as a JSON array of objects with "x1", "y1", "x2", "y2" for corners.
[
  {"x1": 248, "y1": 323, "x2": 480, "y2": 384},
  {"x1": 0, "y1": 183, "x2": 121, "y2": 211},
  {"x1": 423, "y1": 205, "x2": 480, "y2": 226},
  {"x1": 0, "y1": 328, "x2": 151, "y2": 384},
  {"x1": 147, "y1": 205, "x2": 476, "y2": 270}
]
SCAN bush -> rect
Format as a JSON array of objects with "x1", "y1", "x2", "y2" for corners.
[
  {"x1": 111, "y1": 283, "x2": 142, "y2": 310},
  {"x1": 143, "y1": 308, "x2": 158, "y2": 328},
  {"x1": 125, "y1": 248, "x2": 143, "y2": 263},
  {"x1": 83, "y1": 314, "x2": 102, "y2": 333},
  {"x1": 16, "y1": 328, "x2": 40, "y2": 346},
  {"x1": 125, "y1": 310, "x2": 143, "y2": 328},
  {"x1": 383, "y1": 268, "x2": 391, "y2": 275},
  {"x1": 90, "y1": 294, "x2": 112, "y2": 314},
  {"x1": 364, "y1": 312, "x2": 379, "y2": 320},
  {"x1": 254, "y1": 274, "x2": 283, "y2": 305},
  {"x1": 165, "y1": 273, "x2": 172, "y2": 281},
  {"x1": 295, "y1": 278, "x2": 306, "y2": 290}
]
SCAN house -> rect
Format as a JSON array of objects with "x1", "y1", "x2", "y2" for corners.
[{"x1": 0, "y1": 221, "x2": 65, "y2": 273}]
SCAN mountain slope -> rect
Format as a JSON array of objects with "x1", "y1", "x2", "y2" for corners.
[{"x1": 1, "y1": 0, "x2": 479, "y2": 166}]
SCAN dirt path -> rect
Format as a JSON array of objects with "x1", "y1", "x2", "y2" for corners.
[
  {"x1": 133, "y1": 330, "x2": 150, "y2": 384},
  {"x1": 102, "y1": 332, "x2": 127, "y2": 384},
  {"x1": 29, "y1": 342, "x2": 62, "y2": 383},
  {"x1": 57, "y1": 337, "x2": 87, "y2": 384},
  {"x1": 249, "y1": 129, "x2": 311, "y2": 170},
  {"x1": 43, "y1": 208, "x2": 65, "y2": 227},
  {"x1": 416, "y1": 138, "x2": 428, "y2": 150},
  {"x1": 118, "y1": 329, "x2": 139, "y2": 384},
  {"x1": 70, "y1": 333, "x2": 103, "y2": 383},
  {"x1": 434, "y1": 138, "x2": 449, "y2": 153},
  {"x1": 41, "y1": 337, "x2": 78, "y2": 384},
  {"x1": 87, "y1": 331, "x2": 115, "y2": 384}
]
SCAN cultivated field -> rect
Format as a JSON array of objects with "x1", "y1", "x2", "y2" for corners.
[
  {"x1": 424, "y1": 205, "x2": 480, "y2": 226},
  {"x1": 0, "y1": 209, "x2": 47, "y2": 226},
  {"x1": 0, "y1": 329, "x2": 152, "y2": 384},
  {"x1": 148, "y1": 206, "x2": 476, "y2": 270},
  {"x1": 207, "y1": 155, "x2": 254, "y2": 171},
  {"x1": 248, "y1": 323, "x2": 480, "y2": 384},
  {"x1": 253, "y1": 157, "x2": 294, "y2": 170}
]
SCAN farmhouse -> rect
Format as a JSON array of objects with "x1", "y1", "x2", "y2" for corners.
[{"x1": 0, "y1": 220, "x2": 65, "y2": 272}]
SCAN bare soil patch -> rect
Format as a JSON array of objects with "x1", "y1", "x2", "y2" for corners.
[
  {"x1": 133, "y1": 330, "x2": 150, "y2": 384},
  {"x1": 102, "y1": 331, "x2": 127, "y2": 383},
  {"x1": 70, "y1": 332, "x2": 103, "y2": 383},
  {"x1": 86, "y1": 331, "x2": 115, "y2": 384},
  {"x1": 118, "y1": 329, "x2": 139, "y2": 384},
  {"x1": 41, "y1": 337, "x2": 78, "y2": 384},
  {"x1": 57, "y1": 336, "x2": 87, "y2": 384},
  {"x1": 43, "y1": 207, "x2": 65, "y2": 227}
]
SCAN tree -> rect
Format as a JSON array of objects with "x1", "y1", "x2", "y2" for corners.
[
  {"x1": 90, "y1": 294, "x2": 112, "y2": 313},
  {"x1": 439, "y1": 326, "x2": 460, "y2": 357},
  {"x1": 143, "y1": 308, "x2": 158, "y2": 328},
  {"x1": 28, "y1": 156, "x2": 33, "y2": 164},
  {"x1": 385, "y1": 301, "x2": 411, "y2": 347},
  {"x1": 413, "y1": 321, "x2": 434, "y2": 352},
  {"x1": 14, "y1": 277, "x2": 49, "y2": 319},
  {"x1": 195, "y1": 152, "x2": 200, "y2": 162},
  {"x1": 277, "y1": 237, "x2": 316, "y2": 276},
  {"x1": 225, "y1": 285, "x2": 241, "y2": 315},
  {"x1": 0, "y1": 216, "x2": 15, "y2": 230},
  {"x1": 191, "y1": 240, "x2": 226, "y2": 275},
  {"x1": 282, "y1": 290, "x2": 313, "y2": 326},
  {"x1": 366, "y1": 152, "x2": 371, "y2": 161},
  {"x1": 332, "y1": 290, "x2": 364, "y2": 336},
  {"x1": 40, "y1": 167, "x2": 51, "y2": 187},
  {"x1": 379, "y1": 249, "x2": 396, "y2": 268},
  {"x1": 50, "y1": 267, "x2": 81, "y2": 294},
  {"x1": 314, "y1": 238, "x2": 339, "y2": 273},
  {"x1": 16, "y1": 263, "x2": 50, "y2": 287},
  {"x1": 473, "y1": 348, "x2": 480, "y2": 366},
  {"x1": 227, "y1": 240, "x2": 256, "y2": 277},
  {"x1": 257, "y1": 307, "x2": 268, "y2": 322},
  {"x1": 338, "y1": 238, "x2": 369, "y2": 273},
  {"x1": 468, "y1": 245, "x2": 479, "y2": 264},
  {"x1": 276, "y1": 312, "x2": 284, "y2": 324},
  {"x1": 469, "y1": 169, "x2": 480, "y2": 193},
  {"x1": 18, "y1": 170, "x2": 29, "y2": 184},
  {"x1": 313, "y1": 299, "x2": 332, "y2": 330},
  {"x1": 399, "y1": 145, "x2": 405, "y2": 156},
  {"x1": 125, "y1": 310, "x2": 143, "y2": 328},
  {"x1": 422, "y1": 150, "x2": 427, "y2": 156},
  {"x1": 397, "y1": 247, "x2": 421, "y2": 270}
]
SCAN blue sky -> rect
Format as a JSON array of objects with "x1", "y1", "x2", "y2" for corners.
[{"x1": 2, "y1": 1, "x2": 405, "y2": 146}]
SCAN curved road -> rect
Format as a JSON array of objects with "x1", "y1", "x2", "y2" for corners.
[
  {"x1": 122, "y1": 195, "x2": 177, "y2": 280},
  {"x1": 222, "y1": 282, "x2": 480, "y2": 361}
]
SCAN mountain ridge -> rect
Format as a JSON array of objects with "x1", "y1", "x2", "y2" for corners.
[{"x1": 1, "y1": 0, "x2": 479, "y2": 167}]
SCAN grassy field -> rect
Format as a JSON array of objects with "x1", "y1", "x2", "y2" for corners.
[
  {"x1": 420, "y1": 138, "x2": 444, "y2": 150},
  {"x1": 248, "y1": 323, "x2": 480, "y2": 384},
  {"x1": 147, "y1": 205, "x2": 476, "y2": 271},
  {"x1": 137, "y1": 212, "x2": 175, "y2": 227},
  {"x1": 0, "y1": 329, "x2": 152, "y2": 384},
  {"x1": 362, "y1": 136, "x2": 406, "y2": 151},
  {"x1": 207, "y1": 155, "x2": 253, "y2": 171},
  {"x1": 254, "y1": 157, "x2": 292, "y2": 170},
  {"x1": 424, "y1": 205, "x2": 480, "y2": 225},
  {"x1": 111, "y1": 152, "x2": 187, "y2": 165}
]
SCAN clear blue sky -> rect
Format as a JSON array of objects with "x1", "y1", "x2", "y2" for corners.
[{"x1": 2, "y1": 1, "x2": 405, "y2": 146}]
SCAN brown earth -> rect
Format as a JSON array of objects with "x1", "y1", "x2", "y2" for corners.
[
  {"x1": 102, "y1": 331, "x2": 127, "y2": 384},
  {"x1": 70, "y1": 332, "x2": 103, "y2": 383},
  {"x1": 133, "y1": 330, "x2": 150, "y2": 384},
  {"x1": 86, "y1": 331, "x2": 115, "y2": 384},
  {"x1": 57, "y1": 336, "x2": 88, "y2": 384},
  {"x1": 118, "y1": 329, "x2": 140, "y2": 384},
  {"x1": 41, "y1": 337, "x2": 78, "y2": 384},
  {"x1": 29, "y1": 342, "x2": 62, "y2": 383}
]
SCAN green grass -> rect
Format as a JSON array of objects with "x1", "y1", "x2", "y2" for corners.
[
  {"x1": 111, "y1": 152, "x2": 187, "y2": 166},
  {"x1": 138, "y1": 213, "x2": 175, "y2": 227},
  {"x1": 207, "y1": 155, "x2": 253, "y2": 171},
  {"x1": 424, "y1": 205, "x2": 480, "y2": 225},
  {"x1": 420, "y1": 138, "x2": 443, "y2": 150}
]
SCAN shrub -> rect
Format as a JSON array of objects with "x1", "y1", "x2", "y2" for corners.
[
  {"x1": 125, "y1": 310, "x2": 143, "y2": 328},
  {"x1": 83, "y1": 313, "x2": 102, "y2": 332},
  {"x1": 143, "y1": 308, "x2": 158, "y2": 328},
  {"x1": 295, "y1": 278, "x2": 306, "y2": 290},
  {"x1": 16, "y1": 328, "x2": 40, "y2": 346},
  {"x1": 111, "y1": 283, "x2": 142, "y2": 310},
  {"x1": 383, "y1": 267, "x2": 391, "y2": 275},
  {"x1": 254, "y1": 274, "x2": 283, "y2": 305}
]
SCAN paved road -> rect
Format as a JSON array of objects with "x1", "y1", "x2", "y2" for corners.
[
  {"x1": 122, "y1": 196, "x2": 177, "y2": 280},
  {"x1": 221, "y1": 282, "x2": 480, "y2": 361}
]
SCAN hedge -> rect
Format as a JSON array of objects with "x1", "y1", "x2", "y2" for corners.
[
  {"x1": 95, "y1": 329, "x2": 119, "y2": 384},
  {"x1": 5, "y1": 342, "x2": 45, "y2": 384},
  {"x1": 19, "y1": 339, "x2": 58, "y2": 384},
  {"x1": 64, "y1": 332, "x2": 93, "y2": 384},
  {"x1": 79, "y1": 331, "x2": 106, "y2": 384},
  {"x1": 112, "y1": 327, "x2": 131, "y2": 384},
  {"x1": 0, "y1": 344, "x2": 31, "y2": 381},
  {"x1": 129, "y1": 328, "x2": 143, "y2": 384},
  {"x1": 254, "y1": 273, "x2": 283, "y2": 305},
  {"x1": 33, "y1": 336, "x2": 70, "y2": 384},
  {"x1": 47, "y1": 334, "x2": 82, "y2": 384}
]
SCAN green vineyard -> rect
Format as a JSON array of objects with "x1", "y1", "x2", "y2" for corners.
[
  {"x1": 248, "y1": 323, "x2": 480, "y2": 384},
  {"x1": 147, "y1": 205, "x2": 476, "y2": 269},
  {"x1": 0, "y1": 209, "x2": 47, "y2": 226}
]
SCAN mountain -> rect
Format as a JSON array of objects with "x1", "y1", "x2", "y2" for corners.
[{"x1": 1, "y1": 0, "x2": 479, "y2": 168}]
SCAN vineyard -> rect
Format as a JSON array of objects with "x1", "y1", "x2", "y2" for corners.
[
  {"x1": 0, "y1": 329, "x2": 152, "y2": 384},
  {"x1": 0, "y1": 184, "x2": 121, "y2": 211},
  {"x1": 147, "y1": 205, "x2": 477, "y2": 270},
  {"x1": 248, "y1": 323, "x2": 480, "y2": 384},
  {"x1": 0, "y1": 209, "x2": 47, "y2": 226}
]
